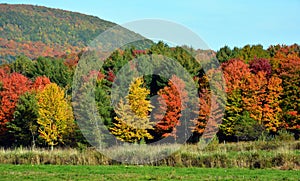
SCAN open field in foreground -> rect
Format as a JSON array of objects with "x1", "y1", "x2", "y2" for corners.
[{"x1": 0, "y1": 164, "x2": 299, "y2": 181}]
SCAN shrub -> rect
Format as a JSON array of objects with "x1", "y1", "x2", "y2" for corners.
[{"x1": 275, "y1": 129, "x2": 295, "y2": 142}]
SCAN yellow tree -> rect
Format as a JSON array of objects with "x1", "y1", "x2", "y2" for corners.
[
  {"x1": 110, "y1": 77, "x2": 153, "y2": 143},
  {"x1": 127, "y1": 77, "x2": 153, "y2": 118},
  {"x1": 37, "y1": 83, "x2": 74, "y2": 150}
]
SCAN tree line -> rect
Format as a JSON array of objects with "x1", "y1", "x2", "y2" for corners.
[{"x1": 0, "y1": 42, "x2": 299, "y2": 149}]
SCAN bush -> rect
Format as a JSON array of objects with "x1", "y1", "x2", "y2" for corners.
[
  {"x1": 235, "y1": 112, "x2": 265, "y2": 141},
  {"x1": 203, "y1": 136, "x2": 219, "y2": 151},
  {"x1": 275, "y1": 129, "x2": 295, "y2": 142}
]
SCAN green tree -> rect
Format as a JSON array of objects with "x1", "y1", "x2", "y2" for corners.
[
  {"x1": 10, "y1": 55, "x2": 35, "y2": 77},
  {"x1": 72, "y1": 80, "x2": 106, "y2": 149},
  {"x1": 234, "y1": 111, "x2": 265, "y2": 141},
  {"x1": 33, "y1": 57, "x2": 73, "y2": 88},
  {"x1": 7, "y1": 92, "x2": 39, "y2": 148},
  {"x1": 216, "y1": 44, "x2": 270, "y2": 63},
  {"x1": 216, "y1": 45, "x2": 232, "y2": 63},
  {"x1": 95, "y1": 78, "x2": 114, "y2": 127}
]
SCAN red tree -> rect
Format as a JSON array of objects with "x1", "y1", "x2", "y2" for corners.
[
  {"x1": 106, "y1": 69, "x2": 115, "y2": 82},
  {"x1": 154, "y1": 75, "x2": 188, "y2": 138},
  {"x1": 193, "y1": 88, "x2": 210, "y2": 135},
  {"x1": 32, "y1": 76, "x2": 51, "y2": 91},
  {"x1": 249, "y1": 58, "x2": 272, "y2": 77},
  {"x1": 222, "y1": 59, "x2": 251, "y2": 92},
  {"x1": 0, "y1": 72, "x2": 32, "y2": 134}
]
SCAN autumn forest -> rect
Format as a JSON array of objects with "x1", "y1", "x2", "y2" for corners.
[{"x1": 0, "y1": 4, "x2": 299, "y2": 151}]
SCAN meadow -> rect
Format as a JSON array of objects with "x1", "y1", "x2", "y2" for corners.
[
  {"x1": 0, "y1": 164, "x2": 299, "y2": 181},
  {"x1": 0, "y1": 140, "x2": 299, "y2": 168},
  {"x1": 0, "y1": 139, "x2": 299, "y2": 180}
]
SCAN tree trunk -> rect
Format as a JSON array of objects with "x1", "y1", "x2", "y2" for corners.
[{"x1": 31, "y1": 135, "x2": 36, "y2": 151}]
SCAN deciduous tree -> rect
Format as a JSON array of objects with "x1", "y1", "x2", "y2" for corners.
[
  {"x1": 154, "y1": 75, "x2": 188, "y2": 139},
  {"x1": 110, "y1": 77, "x2": 153, "y2": 143},
  {"x1": 0, "y1": 72, "x2": 31, "y2": 140},
  {"x1": 37, "y1": 83, "x2": 74, "y2": 150},
  {"x1": 272, "y1": 51, "x2": 300, "y2": 134}
]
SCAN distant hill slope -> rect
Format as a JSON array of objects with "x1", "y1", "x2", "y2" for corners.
[
  {"x1": 0, "y1": 4, "x2": 117, "y2": 46},
  {"x1": 0, "y1": 4, "x2": 153, "y2": 63}
]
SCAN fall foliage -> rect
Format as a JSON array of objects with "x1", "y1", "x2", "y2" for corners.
[
  {"x1": 37, "y1": 83, "x2": 74, "y2": 150},
  {"x1": 110, "y1": 77, "x2": 153, "y2": 143},
  {"x1": 154, "y1": 75, "x2": 188, "y2": 139},
  {"x1": 0, "y1": 42, "x2": 299, "y2": 147},
  {"x1": 0, "y1": 71, "x2": 32, "y2": 136},
  {"x1": 220, "y1": 58, "x2": 284, "y2": 138}
]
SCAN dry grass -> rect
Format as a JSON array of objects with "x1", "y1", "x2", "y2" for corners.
[{"x1": 0, "y1": 140, "x2": 299, "y2": 170}]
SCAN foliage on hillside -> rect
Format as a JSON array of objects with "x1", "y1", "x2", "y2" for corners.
[
  {"x1": 0, "y1": 4, "x2": 116, "y2": 46},
  {"x1": 0, "y1": 4, "x2": 153, "y2": 63}
]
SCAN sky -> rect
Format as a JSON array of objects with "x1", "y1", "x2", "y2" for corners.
[{"x1": 1, "y1": 0, "x2": 300, "y2": 50}]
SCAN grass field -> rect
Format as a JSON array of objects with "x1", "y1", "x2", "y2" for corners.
[
  {"x1": 1, "y1": 141, "x2": 299, "y2": 169},
  {"x1": 0, "y1": 164, "x2": 299, "y2": 181},
  {"x1": 0, "y1": 140, "x2": 299, "y2": 180}
]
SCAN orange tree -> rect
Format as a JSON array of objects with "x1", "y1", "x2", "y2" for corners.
[
  {"x1": 271, "y1": 48, "x2": 300, "y2": 135},
  {"x1": 153, "y1": 75, "x2": 188, "y2": 140}
]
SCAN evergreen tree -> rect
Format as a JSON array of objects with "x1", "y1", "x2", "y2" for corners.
[{"x1": 7, "y1": 92, "x2": 39, "y2": 147}]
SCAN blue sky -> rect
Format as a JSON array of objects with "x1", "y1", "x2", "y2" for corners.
[{"x1": 1, "y1": 0, "x2": 300, "y2": 50}]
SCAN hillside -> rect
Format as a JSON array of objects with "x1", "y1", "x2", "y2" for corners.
[
  {"x1": 0, "y1": 4, "x2": 152, "y2": 63},
  {"x1": 0, "y1": 4, "x2": 117, "y2": 46}
]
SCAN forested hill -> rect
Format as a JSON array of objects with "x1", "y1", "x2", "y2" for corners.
[
  {"x1": 0, "y1": 4, "x2": 117, "y2": 46},
  {"x1": 0, "y1": 4, "x2": 152, "y2": 63}
]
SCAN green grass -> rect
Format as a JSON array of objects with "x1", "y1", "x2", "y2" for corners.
[{"x1": 0, "y1": 164, "x2": 299, "y2": 181}]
